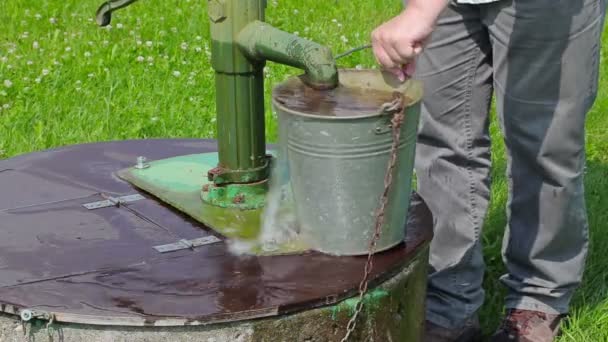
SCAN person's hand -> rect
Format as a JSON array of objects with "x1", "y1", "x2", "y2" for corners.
[{"x1": 371, "y1": 1, "x2": 446, "y2": 81}]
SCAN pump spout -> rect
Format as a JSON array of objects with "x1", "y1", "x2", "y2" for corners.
[{"x1": 237, "y1": 21, "x2": 339, "y2": 90}]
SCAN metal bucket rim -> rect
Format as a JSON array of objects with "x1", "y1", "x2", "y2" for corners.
[{"x1": 271, "y1": 68, "x2": 424, "y2": 120}]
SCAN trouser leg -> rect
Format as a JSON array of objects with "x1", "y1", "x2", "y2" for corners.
[
  {"x1": 414, "y1": 2, "x2": 493, "y2": 329},
  {"x1": 484, "y1": 0, "x2": 606, "y2": 314}
]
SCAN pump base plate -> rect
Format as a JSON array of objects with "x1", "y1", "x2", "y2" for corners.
[{"x1": 116, "y1": 151, "x2": 312, "y2": 255}]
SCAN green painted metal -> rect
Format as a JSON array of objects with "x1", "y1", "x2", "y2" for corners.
[
  {"x1": 96, "y1": 0, "x2": 340, "y2": 210},
  {"x1": 272, "y1": 70, "x2": 424, "y2": 256},
  {"x1": 116, "y1": 152, "x2": 310, "y2": 255},
  {"x1": 95, "y1": 0, "x2": 139, "y2": 26},
  {"x1": 208, "y1": 0, "x2": 268, "y2": 193},
  {"x1": 207, "y1": 0, "x2": 338, "y2": 209},
  {"x1": 237, "y1": 21, "x2": 339, "y2": 90},
  {"x1": 201, "y1": 181, "x2": 268, "y2": 209}
]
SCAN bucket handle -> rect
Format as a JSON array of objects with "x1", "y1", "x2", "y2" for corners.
[
  {"x1": 375, "y1": 93, "x2": 405, "y2": 135},
  {"x1": 380, "y1": 92, "x2": 404, "y2": 115}
]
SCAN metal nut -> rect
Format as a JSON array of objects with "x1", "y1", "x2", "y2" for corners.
[
  {"x1": 135, "y1": 156, "x2": 150, "y2": 170},
  {"x1": 20, "y1": 310, "x2": 33, "y2": 321},
  {"x1": 207, "y1": 0, "x2": 226, "y2": 23}
]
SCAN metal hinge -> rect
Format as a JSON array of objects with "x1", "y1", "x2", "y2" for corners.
[
  {"x1": 82, "y1": 194, "x2": 145, "y2": 210},
  {"x1": 153, "y1": 236, "x2": 222, "y2": 253}
]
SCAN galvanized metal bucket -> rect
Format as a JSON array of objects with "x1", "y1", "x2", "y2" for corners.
[{"x1": 271, "y1": 69, "x2": 423, "y2": 256}]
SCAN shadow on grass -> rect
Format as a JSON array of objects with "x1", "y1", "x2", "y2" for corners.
[{"x1": 475, "y1": 159, "x2": 608, "y2": 337}]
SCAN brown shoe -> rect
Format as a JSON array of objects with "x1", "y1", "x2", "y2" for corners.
[
  {"x1": 491, "y1": 309, "x2": 564, "y2": 342},
  {"x1": 423, "y1": 316, "x2": 482, "y2": 342}
]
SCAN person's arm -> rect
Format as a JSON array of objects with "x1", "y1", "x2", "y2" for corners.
[{"x1": 371, "y1": 0, "x2": 449, "y2": 80}]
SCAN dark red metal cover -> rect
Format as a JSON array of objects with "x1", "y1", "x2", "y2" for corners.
[{"x1": 0, "y1": 139, "x2": 432, "y2": 326}]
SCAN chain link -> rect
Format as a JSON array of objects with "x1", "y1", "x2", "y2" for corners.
[{"x1": 340, "y1": 94, "x2": 405, "y2": 342}]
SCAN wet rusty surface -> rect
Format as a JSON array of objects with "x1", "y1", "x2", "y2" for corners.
[
  {"x1": 273, "y1": 80, "x2": 397, "y2": 117},
  {"x1": 0, "y1": 139, "x2": 433, "y2": 325}
]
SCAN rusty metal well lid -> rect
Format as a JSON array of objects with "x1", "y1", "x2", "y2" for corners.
[{"x1": 0, "y1": 139, "x2": 432, "y2": 326}]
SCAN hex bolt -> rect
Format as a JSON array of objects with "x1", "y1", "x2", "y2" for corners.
[{"x1": 135, "y1": 156, "x2": 150, "y2": 169}]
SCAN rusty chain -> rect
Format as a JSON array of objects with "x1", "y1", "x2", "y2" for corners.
[{"x1": 340, "y1": 93, "x2": 405, "y2": 342}]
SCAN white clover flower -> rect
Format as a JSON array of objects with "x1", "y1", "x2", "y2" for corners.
[
  {"x1": 84, "y1": 52, "x2": 92, "y2": 58},
  {"x1": 2, "y1": 103, "x2": 10, "y2": 110},
  {"x1": 116, "y1": 23, "x2": 124, "y2": 29},
  {"x1": 32, "y1": 41, "x2": 39, "y2": 49},
  {"x1": 26, "y1": 60, "x2": 33, "y2": 65},
  {"x1": 0, "y1": 91, "x2": 7, "y2": 96},
  {"x1": 88, "y1": 73, "x2": 95, "y2": 78},
  {"x1": 42, "y1": 69, "x2": 50, "y2": 76},
  {"x1": 4, "y1": 80, "x2": 13, "y2": 88},
  {"x1": 159, "y1": 30, "x2": 167, "y2": 36},
  {"x1": 340, "y1": 35, "x2": 348, "y2": 43},
  {"x1": 136, "y1": 56, "x2": 145, "y2": 62},
  {"x1": 35, "y1": 13, "x2": 42, "y2": 20},
  {"x1": 180, "y1": 42, "x2": 188, "y2": 50},
  {"x1": 35, "y1": 77, "x2": 41, "y2": 83},
  {"x1": 0, "y1": 56, "x2": 7, "y2": 63},
  {"x1": 170, "y1": 27, "x2": 177, "y2": 33},
  {"x1": 195, "y1": 36, "x2": 202, "y2": 41},
  {"x1": 145, "y1": 41, "x2": 153, "y2": 47},
  {"x1": 172, "y1": 70, "x2": 181, "y2": 77},
  {"x1": 22, "y1": 77, "x2": 29, "y2": 82},
  {"x1": 65, "y1": 46, "x2": 72, "y2": 52},
  {"x1": 331, "y1": 19, "x2": 338, "y2": 23},
  {"x1": 87, "y1": 41, "x2": 94, "y2": 46},
  {"x1": 194, "y1": 46, "x2": 202, "y2": 53},
  {"x1": 136, "y1": 40, "x2": 143, "y2": 46},
  {"x1": 293, "y1": 9, "x2": 299, "y2": 14},
  {"x1": 49, "y1": 17, "x2": 57, "y2": 24},
  {"x1": 147, "y1": 56, "x2": 154, "y2": 63}
]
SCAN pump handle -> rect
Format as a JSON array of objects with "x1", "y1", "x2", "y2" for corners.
[{"x1": 96, "y1": 0, "x2": 140, "y2": 26}]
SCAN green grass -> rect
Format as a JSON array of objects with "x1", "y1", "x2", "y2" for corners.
[{"x1": 0, "y1": 0, "x2": 607, "y2": 340}]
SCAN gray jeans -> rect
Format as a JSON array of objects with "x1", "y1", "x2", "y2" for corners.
[{"x1": 413, "y1": 0, "x2": 606, "y2": 329}]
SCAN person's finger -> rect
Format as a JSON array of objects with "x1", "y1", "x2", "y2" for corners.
[
  {"x1": 393, "y1": 42, "x2": 417, "y2": 63},
  {"x1": 403, "y1": 60, "x2": 416, "y2": 77},
  {"x1": 383, "y1": 42, "x2": 406, "y2": 68},
  {"x1": 387, "y1": 67, "x2": 406, "y2": 82},
  {"x1": 373, "y1": 43, "x2": 397, "y2": 69}
]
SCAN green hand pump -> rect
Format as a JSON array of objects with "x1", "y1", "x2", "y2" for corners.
[{"x1": 97, "y1": 0, "x2": 339, "y2": 209}]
